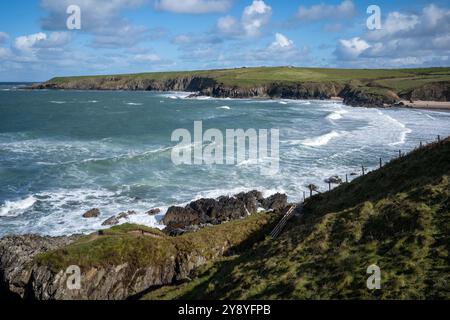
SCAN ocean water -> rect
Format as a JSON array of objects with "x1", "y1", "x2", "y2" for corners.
[{"x1": 1, "y1": 84, "x2": 450, "y2": 237}]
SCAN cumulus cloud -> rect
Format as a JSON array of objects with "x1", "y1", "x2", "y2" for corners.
[
  {"x1": 40, "y1": 0, "x2": 149, "y2": 48},
  {"x1": 217, "y1": 0, "x2": 272, "y2": 37},
  {"x1": 155, "y1": 0, "x2": 232, "y2": 14},
  {"x1": 13, "y1": 32, "x2": 71, "y2": 53},
  {"x1": 296, "y1": 0, "x2": 355, "y2": 22},
  {"x1": 269, "y1": 33, "x2": 294, "y2": 51},
  {"x1": 334, "y1": 4, "x2": 450, "y2": 67},
  {"x1": 334, "y1": 37, "x2": 370, "y2": 60}
]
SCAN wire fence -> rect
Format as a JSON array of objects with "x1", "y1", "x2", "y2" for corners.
[{"x1": 302, "y1": 134, "x2": 447, "y2": 201}]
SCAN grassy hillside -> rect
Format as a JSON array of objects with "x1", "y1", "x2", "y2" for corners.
[
  {"x1": 34, "y1": 212, "x2": 278, "y2": 271},
  {"x1": 48, "y1": 66, "x2": 450, "y2": 92},
  {"x1": 143, "y1": 138, "x2": 450, "y2": 300}
]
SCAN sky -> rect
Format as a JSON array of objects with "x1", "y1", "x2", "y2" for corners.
[{"x1": 0, "y1": 0, "x2": 449, "y2": 81}]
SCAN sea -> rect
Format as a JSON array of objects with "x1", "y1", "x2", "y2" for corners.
[{"x1": 1, "y1": 82, "x2": 449, "y2": 237}]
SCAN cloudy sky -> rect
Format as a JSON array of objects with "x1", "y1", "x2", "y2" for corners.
[{"x1": 0, "y1": 0, "x2": 449, "y2": 81}]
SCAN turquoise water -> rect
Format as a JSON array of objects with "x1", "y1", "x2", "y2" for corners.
[{"x1": 1, "y1": 84, "x2": 450, "y2": 236}]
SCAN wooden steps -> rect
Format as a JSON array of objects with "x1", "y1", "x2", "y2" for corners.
[{"x1": 270, "y1": 204, "x2": 299, "y2": 239}]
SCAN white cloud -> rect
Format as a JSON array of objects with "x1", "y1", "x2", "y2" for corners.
[
  {"x1": 13, "y1": 33, "x2": 47, "y2": 52},
  {"x1": 334, "y1": 37, "x2": 370, "y2": 60},
  {"x1": 13, "y1": 32, "x2": 71, "y2": 53},
  {"x1": 155, "y1": 0, "x2": 232, "y2": 14},
  {"x1": 269, "y1": 33, "x2": 294, "y2": 50},
  {"x1": 40, "y1": 0, "x2": 148, "y2": 48},
  {"x1": 334, "y1": 4, "x2": 450, "y2": 67},
  {"x1": 217, "y1": 16, "x2": 239, "y2": 35},
  {"x1": 297, "y1": 0, "x2": 355, "y2": 22},
  {"x1": 0, "y1": 47, "x2": 12, "y2": 59},
  {"x1": 217, "y1": 0, "x2": 272, "y2": 37},
  {"x1": 242, "y1": 0, "x2": 272, "y2": 37}
]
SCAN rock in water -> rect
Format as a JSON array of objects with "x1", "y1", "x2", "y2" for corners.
[
  {"x1": 102, "y1": 216, "x2": 120, "y2": 226},
  {"x1": 146, "y1": 208, "x2": 161, "y2": 216},
  {"x1": 102, "y1": 211, "x2": 137, "y2": 226},
  {"x1": 82, "y1": 208, "x2": 100, "y2": 218}
]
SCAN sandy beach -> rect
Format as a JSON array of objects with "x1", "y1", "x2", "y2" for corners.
[{"x1": 399, "y1": 100, "x2": 450, "y2": 111}]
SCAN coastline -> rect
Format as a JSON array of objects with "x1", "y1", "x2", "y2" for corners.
[
  {"x1": 398, "y1": 100, "x2": 450, "y2": 112},
  {"x1": 23, "y1": 85, "x2": 450, "y2": 112}
]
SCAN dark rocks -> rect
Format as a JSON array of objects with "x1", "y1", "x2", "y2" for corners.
[
  {"x1": 147, "y1": 208, "x2": 161, "y2": 216},
  {"x1": 0, "y1": 234, "x2": 80, "y2": 298},
  {"x1": 102, "y1": 216, "x2": 120, "y2": 226},
  {"x1": 162, "y1": 190, "x2": 287, "y2": 232},
  {"x1": 261, "y1": 193, "x2": 288, "y2": 212},
  {"x1": 82, "y1": 208, "x2": 100, "y2": 218},
  {"x1": 102, "y1": 211, "x2": 137, "y2": 226}
]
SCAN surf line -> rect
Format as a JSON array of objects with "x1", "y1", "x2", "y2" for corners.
[{"x1": 171, "y1": 121, "x2": 279, "y2": 176}]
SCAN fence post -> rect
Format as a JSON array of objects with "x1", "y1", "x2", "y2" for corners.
[
  {"x1": 438, "y1": 135, "x2": 441, "y2": 143},
  {"x1": 399, "y1": 150, "x2": 402, "y2": 158},
  {"x1": 362, "y1": 165, "x2": 365, "y2": 175},
  {"x1": 346, "y1": 174, "x2": 348, "y2": 183},
  {"x1": 379, "y1": 158, "x2": 382, "y2": 169},
  {"x1": 420, "y1": 141, "x2": 423, "y2": 148},
  {"x1": 303, "y1": 191, "x2": 306, "y2": 202}
]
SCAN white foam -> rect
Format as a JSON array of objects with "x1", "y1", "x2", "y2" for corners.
[
  {"x1": 159, "y1": 91, "x2": 195, "y2": 100},
  {"x1": 125, "y1": 102, "x2": 143, "y2": 106},
  {"x1": 327, "y1": 108, "x2": 348, "y2": 121},
  {"x1": 49, "y1": 101, "x2": 67, "y2": 104},
  {"x1": 301, "y1": 131, "x2": 340, "y2": 147},
  {"x1": 0, "y1": 196, "x2": 37, "y2": 217},
  {"x1": 217, "y1": 106, "x2": 231, "y2": 110}
]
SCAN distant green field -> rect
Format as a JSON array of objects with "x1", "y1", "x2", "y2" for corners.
[{"x1": 49, "y1": 66, "x2": 450, "y2": 91}]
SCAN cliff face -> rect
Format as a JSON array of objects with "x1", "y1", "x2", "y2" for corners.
[
  {"x1": 29, "y1": 67, "x2": 450, "y2": 108},
  {"x1": 400, "y1": 81, "x2": 450, "y2": 102},
  {"x1": 30, "y1": 76, "x2": 395, "y2": 107},
  {"x1": 0, "y1": 234, "x2": 215, "y2": 300},
  {"x1": 0, "y1": 193, "x2": 279, "y2": 300}
]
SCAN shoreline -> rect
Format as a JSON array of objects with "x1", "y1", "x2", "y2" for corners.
[
  {"x1": 19, "y1": 86, "x2": 450, "y2": 112},
  {"x1": 398, "y1": 100, "x2": 450, "y2": 112}
]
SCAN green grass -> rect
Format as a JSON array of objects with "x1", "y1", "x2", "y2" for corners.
[
  {"x1": 34, "y1": 213, "x2": 279, "y2": 272},
  {"x1": 47, "y1": 66, "x2": 450, "y2": 92},
  {"x1": 142, "y1": 138, "x2": 450, "y2": 300}
]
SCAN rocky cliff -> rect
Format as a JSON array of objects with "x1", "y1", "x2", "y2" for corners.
[
  {"x1": 29, "y1": 67, "x2": 450, "y2": 108},
  {"x1": 29, "y1": 76, "x2": 403, "y2": 108},
  {"x1": 0, "y1": 191, "x2": 285, "y2": 300}
]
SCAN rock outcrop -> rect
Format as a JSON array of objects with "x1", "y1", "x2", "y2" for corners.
[
  {"x1": 28, "y1": 75, "x2": 424, "y2": 108},
  {"x1": 0, "y1": 235, "x2": 80, "y2": 299},
  {"x1": 400, "y1": 81, "x2": 450, "y2": 102},
  {"x1": 163, "y1": 191, "x2": 288, "y2": 233},
  {"x1": 0, "y1": 191, "x2": 283, "y2": 300},
  {"x1": 82, "y1": 208, "x2": 100, "y2": 218}
]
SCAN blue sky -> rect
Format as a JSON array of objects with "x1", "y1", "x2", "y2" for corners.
[{"x1": 0, "y1": 0, "x2": 449, "y2": 81}]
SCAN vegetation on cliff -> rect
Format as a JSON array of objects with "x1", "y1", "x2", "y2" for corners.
[
  {"x1": 34, "y1": 212, "x2": 278, "y2": 271},
  {"x1": 143, "y1": 138, "x2": 450, "y2": 300},
  {"x1": 37, "y1": 66, "x2": 450, "y2": 107}
]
